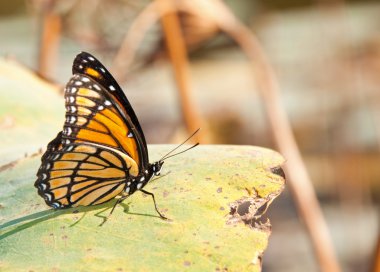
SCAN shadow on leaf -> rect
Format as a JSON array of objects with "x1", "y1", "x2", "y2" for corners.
[{"x1": 0, "y1": 200, "x2": 162, "y2": 240}]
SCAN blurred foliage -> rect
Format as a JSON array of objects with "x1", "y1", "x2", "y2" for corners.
[{"x1": 0, "y1": 58, "x2": 62, "y2": 165}]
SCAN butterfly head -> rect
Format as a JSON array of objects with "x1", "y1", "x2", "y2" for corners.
[{"x1": 152, "y1": 161, "x2": 164, "y2": 176}]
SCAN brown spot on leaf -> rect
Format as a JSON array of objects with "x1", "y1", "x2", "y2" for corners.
[
  {"x1": 183, "y1": 261, "x2": 191, "y2": 267},
  {"x1": 237, "y1": 201, "x2": 251, "y2": 216},
  {"x1": 227, "y1": 196, "x2": 273, "y2": 232},
  {"x1": 270, "y1": 166, "x2": 285, "y2": 179},
  {"x1": 216, "y1": 187, "x2": 222, "y2": 193}
]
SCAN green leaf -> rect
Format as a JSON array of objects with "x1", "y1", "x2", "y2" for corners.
[{"x1": 0, "y1": 145, "x2": 285, "y2": 271}]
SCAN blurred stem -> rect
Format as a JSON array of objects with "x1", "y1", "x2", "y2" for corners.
[
  {"x1": 37, "y1": 0, "x2": 61, "y2": 79},
  {"x1": 158, "y1": 0, "x2": 202, "y2": 142},
  {"x1": 179, "y1": 0, "x2": 341, "y2": 271}
]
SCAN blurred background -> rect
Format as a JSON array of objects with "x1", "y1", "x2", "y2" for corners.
[{"x1": 0, "y1": 0, "x2": 379, "y2": 271}]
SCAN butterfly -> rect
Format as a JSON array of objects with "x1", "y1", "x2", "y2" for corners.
[{"x1": 35, "y1": 52, "x2": 198, "y2": 219}]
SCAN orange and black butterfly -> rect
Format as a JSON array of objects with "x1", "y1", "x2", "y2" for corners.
[{"x1": 35, "y1": 52, "x2": 198, "y2": 219}]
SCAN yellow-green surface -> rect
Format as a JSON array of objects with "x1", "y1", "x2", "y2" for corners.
[
  {"x1": 0, "y1": 145, "x2": 285, "y2": 272},
  {"x1": 0, "y1": 57, "x2": 285, "y2": 271}
]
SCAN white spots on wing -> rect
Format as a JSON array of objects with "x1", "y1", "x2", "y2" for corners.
[
  {"x1": 125, "y1": 187, "x2": 130, "y2": 194},
  {"x1": 39, "y1": 183, "x2": 47, "y2": 190},
  {"x1": 78, "y1": 64, "x2": 83, "y2": 69},
  {"x1": 88, "y1": 56, "x2": 95, "y2": 61},
  {"x1": 127, "y1": 132, "x2": 133, "y2": 138},
  {"x1": 65, "y1": 139, "x2": 70, "y2": 145},
  {"x1": 70, "y1": 106, "x2": 76, "y2": 113},
  {"x1": 74, "y1": 81, "x2": 83, "y2": 86},
  {"x1": 100, "y1": 68, "x2": 106, "y2": 73},
  {"x1": 98, "y1": 105, "x2": 104, "y2": 111},
  {"x1": 127, "y1": 182, "x2": 131, "y2": 186},
  {"x1": 137, "y1": 183, "x2": 143, "y2": 189},
  {"x1": 144, "y1": 170, "x2": 148, "y2": 174},
  {"x1": 140, "y1": 176, "x2": 145, "y2": 182},
  {"x1": 82, "y1": 77, "x2": 90, "y2": 82},
  {"x1": 69, "y1": 116, "x2": 76, "y2": 124},
  {"x1": 109, "y1": 85, "x2": 116, "y2": 91},
  {"x1": 44, "y1": 193, "x2": 52, "y2": 202},
  {"x1": 46, "y1": 163, "x2": 51, "y2": 170},
  {"x1": 104, "y1": 100, "x2": 111, "y2": 106},
  {"x1": 42, "y1": 173, "x2": 47, "y2": 180},
  {"x1": 71, "y1": 87, "x2": 77, "y2": 94},
  {"x1": 66, "y1": 127, "x2": 72, "y2": 136},
  {"x1": 69, "y1": 96, "x2": 75, "y2": 103},
  {"x1": 53, "y1": 154, "x2": 60, "y2": 160},
  {"x1": 66, "y1": 145, "x2": 74, "y2": 152},
  {"x1": 82, "y1": 59, "x2": 88, "y2": 63},
  {"x1": 93, "y1": 84, "x2": 101, "y2": 91},
  {"x1": 52, "y1": 202, "x2": 61, "y2": 208}
]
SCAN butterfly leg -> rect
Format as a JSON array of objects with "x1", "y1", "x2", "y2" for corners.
[
  {"x1": 140, "y1": 189, "x2": 168, "y2": 220},
  {"x1": 110, "y1": 193, "x2": 129, "y2": 215}
]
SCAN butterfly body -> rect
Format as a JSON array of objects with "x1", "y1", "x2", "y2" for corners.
[{"x1": 35, "y1": 52, "x2": 165, "y2": 215}]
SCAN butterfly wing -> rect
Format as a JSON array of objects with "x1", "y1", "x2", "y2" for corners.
[
  {"x1": 62, "y1": 71, "x2": 146, "y2": 169},
  {"x1": 71, "y1": 52, "x2": 148, "y2": 167},
  {"x1": 35, "y1": 132, "x2": 138, "y2": 208}
]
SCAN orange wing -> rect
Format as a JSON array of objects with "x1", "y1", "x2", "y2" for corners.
[
  {"x1": 35, "y1": 132, "x2": 139, "y2": 208},
  {"x1": 62, "y1": 74, "x2": 141, "y2": 166}
]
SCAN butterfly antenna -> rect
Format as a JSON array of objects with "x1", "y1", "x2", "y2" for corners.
[
  {"x1": 161, "y1": 143, "x2": 199, "y2": 161},
  {"x1": 160, "y1": 128, "x2": 200, "y2": 161}
]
